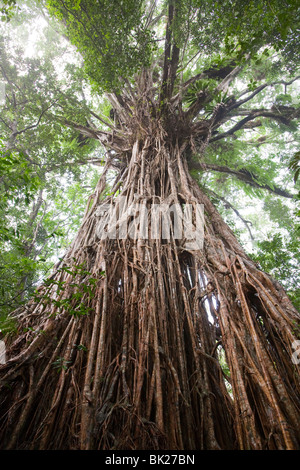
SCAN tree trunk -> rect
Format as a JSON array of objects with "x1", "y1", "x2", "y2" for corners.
[{"x1": 0, "y1": 126, "x2": 299, "y2": 450}]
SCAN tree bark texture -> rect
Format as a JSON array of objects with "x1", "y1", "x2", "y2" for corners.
[{"x1": 0, "y1": 72, "x2": 299, "y2": 450}]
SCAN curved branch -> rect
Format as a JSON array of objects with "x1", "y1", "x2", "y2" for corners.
[
  {"x1": 210, "y1": 107, "x2": 299, "y2": 142},
  {"x1": 11, "y1": 101, "x2": 58, "y2": 137},
  {"x1": 228, "y1": 84, "x2": 268, "y2": 111},
  {"x1": 206, "y1": 188, "x2": 254, "y2": 240},
  {"x1": 188, "y1": 76, "x2": 300, "y2": 130},
  {"x1": 188, "y1": 161, "x2": 295, "y2": 199},
  {"x1": 232, "y1": 75, "x2": 300, "y2": 110},
  {"x1": 62, "y1": 118, "x2": 124, "y2": 150},
  {"x1": 210, "y1": 113, "x2": 261, "y2": 141}
]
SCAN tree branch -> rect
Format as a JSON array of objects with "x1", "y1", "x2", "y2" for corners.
[
  {"x1": 172, "y1": 60, "x2": 238, "y2": 104},
  {"x1": 159, "y1": 1, "x2": 180, "y2": 104},
  {"x1": 11, "y1": 101, "x2": 58, "y2": 137},
  {"x1": 210, "y1": 107, "x2": 299, "y2": 142},
  {"x1": 89, "y1": 109, "x2": 115, "y2": 130},
  {"x1": 214, "y1": 64, "x2": 244, "y2": 95},
  {"x1": 207, "y1": 188, "x2": 254, "y2": 240},
  {"x1": 188, "y1": 161, "x2": 295, "y2": 199},
  {"x1": 234, "y1": 75, "x2": 300, "y2": 107},
  {"x1": 229, "y1": 84, "x2": 268, "y2": 111},
  {"x1": 184, "y1": 62, "x2": 244, "y2": 121}
]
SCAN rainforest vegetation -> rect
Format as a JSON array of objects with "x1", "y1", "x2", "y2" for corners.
[{"x1": 0, "y1": 0, "x2": 299, "y2": 450}]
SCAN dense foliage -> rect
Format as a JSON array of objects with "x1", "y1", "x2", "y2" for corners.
[{"x1": 0, "y1": 8, "x2": 103, "y2": 321}]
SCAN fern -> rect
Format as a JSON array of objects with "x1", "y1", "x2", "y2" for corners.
[{"x1": 289, "y1": 151, "x2": 300, "y2": 183}]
